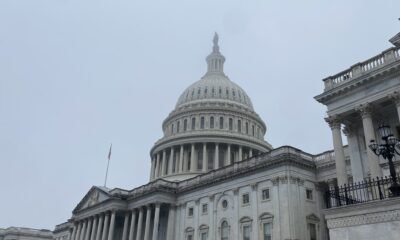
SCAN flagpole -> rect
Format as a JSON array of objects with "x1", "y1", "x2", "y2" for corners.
[{"x1": 104, "y1": 144, "x2": 112, "y2": 187}]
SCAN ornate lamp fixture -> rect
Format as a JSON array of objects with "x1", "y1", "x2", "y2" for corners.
[{"x1": 369, "y1": 124, "x2": 400, "y2": 196}]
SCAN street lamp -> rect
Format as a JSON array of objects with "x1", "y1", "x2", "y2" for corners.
[{"x1": 369, "y1": 124, "x2": 400, "y2": 196}]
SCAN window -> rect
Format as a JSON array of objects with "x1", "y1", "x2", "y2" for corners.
[
  {"x1": 187, "y1": 235, "x2": 193, "y2": 240},
  {"x1": 238, "y1": 120, "x2": 242, "y2": 132},
  {"x1": 262, "y1": 189, "x2": 270, "y2": 201},
  {"x1": 243, "y1": 225, "x2": 251, "y2": 240},
  {"x1": 263, "y1": 223, "x2": 272, "y2": 240},
  {"x1": 221, "y1": 221, "x2": 229, "y2": 240},
  {"x1": 210, "y1": 116, "x2": 214, "y2": 129},
  {"x1": 306, "y1": 189, "x2": 313, "y2": 200},
  {"x1": 308, "y1": 223, "x2": 317, "y2": 240},
  {"x1": 171, "y1": 124, "x2": 174, "y2": 134},
  {"x1": 222, "y1": 200, "x2": 228, "y2": 209},
  {"x1": 201, "y1": 232, "x2": 208, "y2": 240},
  {"x1": 246, "y1": 122, "x2": 249, "y2": 134},
  {"x1": 219, "y1": 117, "x2": 224, "y2": 129},
  {"x1": 229, "y1": 118, "x2": 233, "y2": 130},
  {"x1": 252, "y1": 125, "x2": 255, "y2": 136},
  {"x1": 201, "y1": 117, "x2": 205, "y2": 129},
  {"x1": 192, "y1": 117, "x2": 196, "y2": 130},
  {"x1": 177, "y1": 121, "x2": 180, "y2": 133},
  {"x1": 242, "y1": 193, "x2": 250, "y2": 205},
  {"x1": 184, "y1": 119, "x2": 187, "y2": 131},
  {"x1": 202, "y1": 204, "x2": 208, "y2": 214},
  {"x1": 188, "y1": 207, "x2": 194, "y2": 217}
]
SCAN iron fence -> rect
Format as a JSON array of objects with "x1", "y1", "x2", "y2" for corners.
[{"x1": 325, "y1": 175, "x2": 400, "y2": 208}]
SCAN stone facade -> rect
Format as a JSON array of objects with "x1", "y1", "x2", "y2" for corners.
[{"x1": 0, "y1": 227, "x2": 53, "y2": 240}]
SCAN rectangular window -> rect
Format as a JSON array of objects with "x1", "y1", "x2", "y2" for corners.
[
  {"x1": 184, "y1": 119, "x2": 187, "y2": 131},
  {"x1": 242, "y1": 193, "x2": 250, "y2": 205},
  {"x1": 219, "y1": 117, "x2": 224, "y2": 129},
  {"x1": 262, "y1": 189, "x2": 270, "y2": 200},
  {"x1": 243, "y1": 225, "x2": 251, "y2": 240},
  {"x1": 177, "y1": 121, "x2": 180, "y2": 133},
  {"x1": 309, "y1": 223, "x2": 317, "y2": 240},
  {"x1": 201, "y1": 232, "x2": 207, "y2": 240},
  {"x1": 210, "y1": 117, "x2": 214, "y2": 128},
  {"x1": 246, "y1": 122, "x2": 249, "y2": 134},
  {"x1": 263, "y1": 223, "x2": 272, "y2": 240},
  {"x1": 238, "y1": 120, "x2": 242, "y2": 132},
  {"x1": 306, "y1": 189, "x2": 313, "y2": 200},
  {"x1": 188, "y1": 207, "x2": 194, "y2": 217},
  {"x1": 252, "y1": 125, "x2": 255, "y2": 136},
  {"x1": 187, "y1": 235, "x2": 193, "y2": 240},
  {"x1": 202, "y1": 203, "x2": 208, "y2": 214},
  {"x1": 192, "y1": 117, "x2": 196, "y2": 130},
  {"x1": 229, "y1": 118, "x2": 233, "y2": 130},
  {"x1": 171, "y1": 124, "x2": 174, "y2": 134},
  {"x1": 201, "y1": 117, "x2": 205, "y2": 129}
]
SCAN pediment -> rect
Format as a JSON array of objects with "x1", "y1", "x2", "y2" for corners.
[
  {"x1": 73, "y1": 186, "x2": 112, "y2": 213},
  {"x1": 306, "y1": 213, "x2": 320, "y2": 222}
]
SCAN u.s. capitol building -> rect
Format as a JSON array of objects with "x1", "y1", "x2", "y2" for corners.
[{"x1": 6, "y1": 32, "x2": 400, "y2": 240}]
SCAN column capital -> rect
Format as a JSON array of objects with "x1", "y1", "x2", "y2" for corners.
[
  {"x1": 342, "y1": 124, "x2": 356, "y2": 137},
  {"x1": 356, "y1": 103, "x2": 373, "y2": 119},
  {"x1": 388, "y1": 91, "x2": 400, "y2": 106},
  {"x1": 325, "y1": 115, "x2": 342, "y2": 129}
]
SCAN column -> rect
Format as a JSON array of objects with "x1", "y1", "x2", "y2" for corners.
[
  {"x1": 168, "y1": 147, "x2": 175, "y2": 174},
  {"x1": 71, "y1": 223, "x2": 77, "y2": 240},
  {"x1": 161, "y1": 150, "x2": 167, "y2": 176},
  {"x1": 166, "y1": 205, "x2": 176, "y2": 240},
  {"x1": 90, "y1": 216, "x2": 98, "y2": 240},
  {"x1": 154, "y1": 153, "x2": 160, "y2": 178},
  {"x1": 214, "y1": 143, "x2": 219, "y2": 169},
  {"x1": 251, "y1": 184, "x2": 259, "y2": 240},
  {"x1": 107, "y1": 211, "x2": 116, "y2": 240},
  {"x1": 343, "y1": 125, "x2": 365, "y2": 182},
  {"x1": 122, "y1": 212, "x2": 130, "y2": 240},
  {"x1": 80, "y1": 219, "x2": 87, "y2": 240},
  {"x1": 143, "y1": 205, "x2": 152, "y2": 240},
  {"x1": 152, "y1": 203, "x2": 161, "y2": 240},
  {"x1": 358, "y1": 104, "x2": 382, "y2": 178},
  {"x1": 150, "y1": 157, "x2": 155, "y2": 180},
  {"x1": 238, "y1": 146, "x2": 243, "y2": 161},
  {"x1": 389, "y1": 91, "x2": 400, "y2": 120},
  {"x1": 209, "y1": 196, "x2": 215, "y2": 240},
  {"x1": 76, "y1": 221, "x2": 82, "y2": 240},
  {"x1": 190, "y1": 144, "x2": 196, "y2": 172},
  {"x1": 249, "y1": 148, "x2": 253, "y2": 158},
  {"x1": 85, "y1": 218, "x2": 92, "y2": 240},
  {"x1": 136, "y1": 208, "x2": 144, "y2": 240},
  {"x1": 128, "y1": 210, "x2": 137, "y2": 240},
  {"x1": 227, "y1": 144, "x2": 231, "y2": 165},
  {"x1": 179, "y1": 145, "x2": 184, "y2": 173},
  {"x1": 202, "y1": 143, "x2": 207, "y2": 171},
  {"x1": 326, "y1": 116, "x2": 348, "y2": 186},
  {"x1": 101, "y1": 213, "x2": 110, "y2": 240},
  {"x1": 95, "y1": 214, "x2": 104, "y2": 240}
]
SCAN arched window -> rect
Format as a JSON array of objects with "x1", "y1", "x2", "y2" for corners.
[
  {"x1": 221, "y1": 221, "x2": 229, "y2": 240},
  {"x1": 184, "y1": 119, "x2": 187, "y2": 131},
  {"x1": 200, "y1": 117, "x2": 205, "y2": 129},
  {"x1": 210, "y1": 116, "x2": 214, "y2": 129},
  {"x1": 219, "y1": 117, "x2": 224, "y2": 129}
]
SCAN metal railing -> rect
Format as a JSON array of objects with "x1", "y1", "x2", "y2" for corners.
[{"x1": 325, "y1": 175, "x2": 400, "y2": 208}]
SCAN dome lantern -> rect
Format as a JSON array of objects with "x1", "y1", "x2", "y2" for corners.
[{"x1": 205, "y1": 32, "x2": 226, "y2": 75}]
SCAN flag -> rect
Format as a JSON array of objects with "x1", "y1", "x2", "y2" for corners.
[{"x1": 108, "y1": 144, "x2": 112, "y2": 160}]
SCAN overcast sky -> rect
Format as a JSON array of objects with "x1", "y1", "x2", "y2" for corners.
[{"x1": 0, "y1": 0, "x2": 399, "y2": 230}]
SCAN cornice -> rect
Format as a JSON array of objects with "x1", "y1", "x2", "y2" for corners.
[{"x1": 327, "y1": 209, "x2": 400, "y2": 229}]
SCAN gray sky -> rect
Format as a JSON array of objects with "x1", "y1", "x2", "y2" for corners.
[{"x1": 0, "y1": 0, "x2": 399, "y2": 230}]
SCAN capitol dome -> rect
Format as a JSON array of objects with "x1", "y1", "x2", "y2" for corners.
[{"x1": 149, "y1": 33, "x2": 272, "y2": 182}]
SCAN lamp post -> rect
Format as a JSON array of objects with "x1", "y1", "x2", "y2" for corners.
[{"x1": 369, "y1": 124, "x2": 400, "y2": 196}]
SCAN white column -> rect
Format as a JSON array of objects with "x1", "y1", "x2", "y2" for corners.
[
  {"x1": 107, "y1": 211, "x2": 116, "y2": 240},
  {"x1": 179, "y1": 145, "x2": 184, "y2": 173},
  {"x1": 358, "y1": 104, "x2": 382, "y2": 178},
  {"x1": 249, "y1": 148, "x2": 253, "y2": 158},
  {"x1": 190, "y1": 144, "x2": 196, "y2": 172},
  {"x1": 214, "y1": 143, "x2": 219, "y2": 169},
  {"x1": 202, "y1": 143, "x2": 207, "y2": 171},
  {"x1": 150, "y1": 157, "x2": 155, "y2": 180},
  {"x1": 80, "y1": 219, "x2": 87, "y2": 240},
  {"x1": 101, "y1": 213, "x2": 110, "y2": 240},
  {"x1": 326, "y1": 116, "x2": 348, "y2": 186},
  {"x1": 153, "y1": 154, "x2": 159, "y2": 178},
  {"x1": 166, "y1": 205, "x2": 176, "y2": 240},
  {"x1": 136, "y1": 208, "x2": 144, "y2": 240},
  {"x1": 90, "y1": 216, "x2": 98, "y2": 240},
  {"x1": 238, "y1": 146, "x2": 243, "y2": 161},
  {"x1": 76, "y1": 221, "x2": 82, "y2": 240},
  {"x1": 122, "y1": 212, "x2": 130, "y2": 240},
  {"x1": 389, "y1": 91, "x2": 400, "y2": 121},
  {"x1": 128, "y1": 210, "x2": 137, "y2": 240},
  {"x1": 85, "y1": 218, "x2": 92, "y2": 240},
  {"x1": 71, "y1": 224, "x2": 77, "y2": 240},
  {"x1": 209, "y1": 196, "x2": 215, "y2": 240},
  {"x1": 227, "y1": 144, "x2": 231, "y2": 165},
  {"x1": 143, "y1": 205, "x2": 152, "y2": 240},
  {"x1": 343, "y1": 125, "x2": 365, "y2": 182},
  {"x1": 161, "y1": 150, "x2": 167, "y2": 176},
  {"x1": 152, "y1": 203, "x2": 161, "y2": 240},
  {"x1": 96, "y1": 214, "x2": 104, "y2": 240},
  {"x1": 251, "y1": 184, "x2": 259, "y2": 240},
  {"x1": 168, "y1": 147, "x2": 174, "y2": 174}
]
